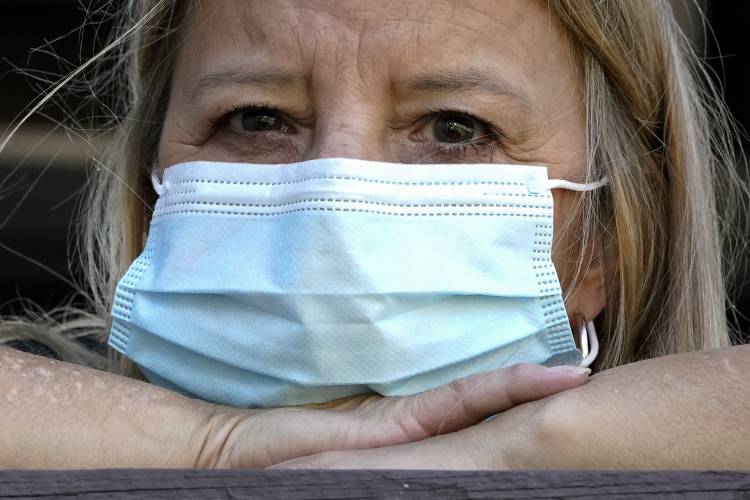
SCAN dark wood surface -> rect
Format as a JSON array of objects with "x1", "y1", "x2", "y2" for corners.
[{"x1": 0, "y1": 469, "x2": 749, "y2": 499}]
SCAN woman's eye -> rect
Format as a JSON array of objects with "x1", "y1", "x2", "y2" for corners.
[
  {"x1": 228, "y1": 107, "x2": 290, "y2": 133},
  {"x1": 408, "y1": 111, "x2": 500, "y2": 162},
  {"x1": 430, "y1": 113, "x2": 489, "y2": 144}
]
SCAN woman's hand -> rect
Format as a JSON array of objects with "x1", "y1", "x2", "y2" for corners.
[
  {"x1": 270, "y1": 346, "x2": 750, "y2": 470},
  {"x1": 197, "y1": 363, "x2": 590, "y2": 468},
  {"x1": 266, "y1": 393, "x2": 546, "y2": 470}
]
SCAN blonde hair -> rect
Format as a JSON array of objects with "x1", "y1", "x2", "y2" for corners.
[{"x1": 1, "y1": 0, "x2": 745, "y2": 378}]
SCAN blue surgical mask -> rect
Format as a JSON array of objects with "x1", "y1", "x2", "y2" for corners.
[{"x1": 107, "y1": 158, "x2": 606, "y2": 408}]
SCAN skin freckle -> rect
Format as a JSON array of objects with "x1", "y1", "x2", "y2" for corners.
[
  {"x1": 722, "y1": 357, "x2": 737, "y2": 375},
  {"x1": 61, "y1": 366, "x2": 83, "y2": 375}
]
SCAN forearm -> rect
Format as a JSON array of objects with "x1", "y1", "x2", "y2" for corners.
[
  {"x1": 0, "y1": 346, "x2": 216, "y2": 469},
  {"x1": 524, "y1": 345, "x2": 750, "y2": 469}
]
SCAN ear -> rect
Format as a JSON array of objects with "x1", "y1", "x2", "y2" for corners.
[
  {"x1": 550, "y1": 186, "x2": 608, "y2": 325},
  {"x1": 565, "y1": 255, "x2": 606, "y2": 321}
]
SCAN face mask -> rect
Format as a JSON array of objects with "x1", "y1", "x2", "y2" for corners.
[{"x1": 107, "y1": 158, "x2": 606, "y2": 408}]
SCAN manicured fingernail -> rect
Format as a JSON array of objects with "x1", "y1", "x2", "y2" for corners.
[{"x1": 548, "y1": 365, "x2": 591, "y2": 376}]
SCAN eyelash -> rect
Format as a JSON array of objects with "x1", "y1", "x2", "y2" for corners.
[
  {"x1": 208, "y1": 101, "x2": 287, "y2": 131},
  {"x1": 208, "y1": 103, "x2": 503, "y2": 160},
  {"x1": 417, "y1": 106, "x2": 499, "y2": 139}
]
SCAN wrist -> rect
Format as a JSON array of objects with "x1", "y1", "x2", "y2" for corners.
[
  {"x1": 191, "y1": 404, "x2": 251, "y2": 469},
  {"x1": 128, "y1": 391, "x2": 222, "y2": 469},
  {"x1": 111, "y1": 379, "x2": 234, "y2": 469}
]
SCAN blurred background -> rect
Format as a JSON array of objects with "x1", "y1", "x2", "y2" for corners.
[{"x1": 1, "y1": 1, "x2": 749, "y2": 339}]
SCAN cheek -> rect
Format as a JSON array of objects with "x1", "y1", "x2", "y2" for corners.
[
  {"x1": 157, "y1": 135, "x2": 203, "y2": 172},
  {"x1": 157, "y1": 103, "x2": 204, "y2": 169}
]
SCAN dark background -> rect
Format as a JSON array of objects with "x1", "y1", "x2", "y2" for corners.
[{"x1": 1, "y1": 1, "x2": 749, "y2": 338}]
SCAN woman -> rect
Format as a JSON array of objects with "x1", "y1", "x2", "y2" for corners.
[{"x1": 1, "y1": 0, "x2": 748, "y2": 469}]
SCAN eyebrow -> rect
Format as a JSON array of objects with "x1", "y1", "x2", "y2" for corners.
[
  {"x1": 191, "y1": 67, "x2": 536, "y2": 111},
  {"x1": 191, "y1": 69, "x2": 306, "y2": 99},
  {"x1": 400, "y1": 70, "x2": 537, "y2": 111}
]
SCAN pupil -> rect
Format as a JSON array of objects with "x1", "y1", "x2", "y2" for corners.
[
  {"x1": 434, "y1": 115, "x2": 475, "y2": 143},
  {"x1": 242, "y1": 110, "x2": 279, "y2": 131}
]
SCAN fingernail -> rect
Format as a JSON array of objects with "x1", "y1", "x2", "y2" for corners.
[{"x1": 548, "y1": 365, "x2": 591, "y2": 376}]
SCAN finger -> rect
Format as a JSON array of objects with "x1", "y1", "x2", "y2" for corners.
[
  {"x1": 268, "y1": 434, "x2": 483, "y2": 470},
  {"x1": 379, "y1": 363, "x2": 590, "y2": 440}
]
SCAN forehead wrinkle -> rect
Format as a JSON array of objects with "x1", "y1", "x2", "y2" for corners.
[
  {"x1": 400, "y1": 70, "x2": 539, "y2": 113},
  {"x1": 191, "y1": 69, "x2": 307, "y2": 100}
]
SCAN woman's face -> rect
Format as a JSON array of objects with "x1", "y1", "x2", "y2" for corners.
[{"x1": 159, "y1": 0, "x2": 604, "y2": 322}]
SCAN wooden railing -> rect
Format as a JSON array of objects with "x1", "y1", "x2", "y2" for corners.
[{"x1": 1, "y1": 469, "x2": 748, "y2": 498}]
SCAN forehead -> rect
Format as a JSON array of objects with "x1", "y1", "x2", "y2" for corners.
[{"x1": 176, "y1": 0, "x2": 573, "y2": 86}]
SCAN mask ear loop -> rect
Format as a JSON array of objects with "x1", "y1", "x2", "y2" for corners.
[
  {"x1": 579, "y1": 319, "x2": 599, "y2": 367},
  {"x1": 544, "y1": 175, "x2": 605, "y2": 368},
  {"x1": 151, "y1": 171, "x2": 167, "y2": 196},
  {"x1": 545, "y1": 176, "x2": 610, "y2": 192}
]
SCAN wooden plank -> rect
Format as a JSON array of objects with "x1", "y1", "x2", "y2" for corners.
[{"x1": 0, "y1": 470, "x2": 748, "y2": 499}]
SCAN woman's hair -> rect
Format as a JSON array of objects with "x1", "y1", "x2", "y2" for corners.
[{"x1": 0, "y1": 0, "x2": 746, "y2": 378}]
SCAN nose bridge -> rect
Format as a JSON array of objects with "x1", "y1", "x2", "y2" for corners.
[
  {"x1": 310, "y1": 106, "x2": 388, "y2": 161},
  {"x1": 305, "y1": 53, "x2": 393, "y2": 162}
]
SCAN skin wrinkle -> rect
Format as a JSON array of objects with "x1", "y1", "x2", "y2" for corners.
[
  {"x1": 399, "y1": 70, "x2": 538, "y2": 112},
  {"x1": 356, "y1": 24, "x2": 381, "y2": 91},
  {"x1": 191, "y1": 70, "x2": 307, "y2": 101},
  {"x1": 281, "y1": 3, "x2": 481, "y2": 31}
]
